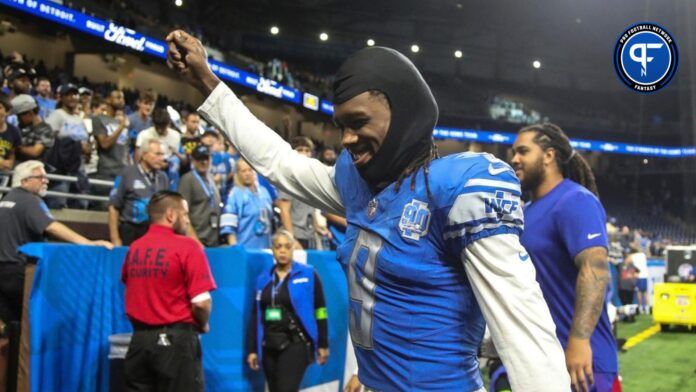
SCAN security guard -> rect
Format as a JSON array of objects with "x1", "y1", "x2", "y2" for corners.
[
  {"x1": 177, "y1": 145, "x2": 221, "y2": 247},
  {"x1": 122, "y1": 190, "x2": 216, "y2": 391},
  {"x1": 247, "y1": 230, "x2": 329, "y2": 392},
  {"x1": 109, "y1": 138, "x2": 169, "y2": 246}
]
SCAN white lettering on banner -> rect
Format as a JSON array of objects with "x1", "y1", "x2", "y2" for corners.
[
  {"x1": 38, "y1": 3, "x2": 75, "y2": 22},
  {"x1": 104, "y1": 23, "x2": 146, "y2": 52},
  {"x1": 213, "y1": 65, "x2": 240, "y2": 80},
  {"x1": 86, "y1": 20, "x2": 105, "y2": 33},
  {"x1": 144, "y1": 41, "x2": 165, "y2": 54},
  {"x1": 245, "y1": 76, "x2": 259, "y2": 85},
  {"x1": 256, "y1": 77, "x2": 283, "y2": 98}
]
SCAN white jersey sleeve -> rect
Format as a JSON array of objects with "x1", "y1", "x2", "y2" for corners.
[
  {"x1": 197, "y1": 82, "x2": 345, "y2": 215},
  {"x1": 463, "y1": 234, "x2": 571, "y2": 392}
]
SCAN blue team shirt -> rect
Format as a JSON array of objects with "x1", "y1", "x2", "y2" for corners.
[
  {"x1": 220, "y1": 185, "x2": 273, "y2": 249},
  {"x1": 521, "y1": 179, "x2": 618, "y2": 373},
  {"x1": 335, "y1": 151, "x2": 524, "y2": 391},
  {"x1": 34, "y1": 95, "x2": 56, "y2": 120}
]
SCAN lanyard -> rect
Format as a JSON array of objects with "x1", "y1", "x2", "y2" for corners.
[
  {"x1": 136, "y1": 163, "x2": 159, "y2": 190},
  {"x1": 192, "y1": 170, "x2": 215, "y2": 208},
  {"x1": 271, "y1": 272, "x2": 287, "y2": 308}
]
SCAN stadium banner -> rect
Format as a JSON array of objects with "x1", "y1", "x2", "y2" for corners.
[
  {"x1": 434, "y1": 127, "x2": 696, "y2": 158},
  {"x1": 19, "y1": 243, "x2": 349, "y2": 392},
  {"x1": 2, "y1": 0, "x2": 694, "y2": 157},
  {"x1": 0, "y1": 0, "x2": 301, "y2": 106}
]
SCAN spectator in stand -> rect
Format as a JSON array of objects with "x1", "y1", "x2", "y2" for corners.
[
  {"x1": 201, "y1": 130, "x2": 234, "y2": 199},
  {"x1": 277, "y1": 137, "x2": 320, "y2": 249},
  {"x1": 78, "y1": 87, "x2": 93, "y2": 119},
  {"x1": 12, "y1": 94, "x2": 54, "y2": 163},
  {"x1": 220, "y1": 158, "x2": 273, "y2": 248},
  {"x1": 0, "y1": 96, "x2": 21, "y2": 187},
  {"x1": 33, "y1": 76, "x2": 56, "y2": 120},
  {"x1": 3, "y1": 64, "x2": 35, "y2": 128},
  {"x1": 108, "y1": 139, "x2": 169, "y2": 246},
  {"x1": 2, "y1": 64, "x2": 34, "y2": 99},
  {"x1": 178, "y1": 145, "x2": 221, "y2": 247},
  {"x1": 136, "y1": 108, "x2": 182, "y2": 160},
  {"x1": 179, "y1": 112, "x2": 201, "y2": 174},
  {"x1": 44, "y1": 83, "x2": 91, "y2": 209},
  {"x1": 127, "y1": 89, "x2": 156, "y2": 138},
  {"x1": 319, "y1": 146, "x2": 337, "y2": 166},
  {"x1": 136, "y1": 108, "x2": 183, "y2": 189},
  {"x1": 93, "y1": 88, "x2": 130, "y2": 181},
  {"x1": 79, "y1": 88, "x2": 99, "y2": 177}
]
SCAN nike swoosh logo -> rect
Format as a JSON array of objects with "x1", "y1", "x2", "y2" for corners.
[
  {"x1": 488, "y1": 164, "x2": 511, "y2": 176},
  {"x1": 587, "y1": 233, "x2": 601, "y2": 240},
  {"x1": 519, "y1": 252, "x2": 530, "y2": 262}
]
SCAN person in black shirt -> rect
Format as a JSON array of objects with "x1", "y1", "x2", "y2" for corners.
[
  {"x1": 0, "y1": 96, "x2": 21, "y2": 187},
  {"x1": 247, "y1": 230, "x2": 329, "y2": 392},
  {"x1": 0, "y1": 160, "x2": 111, "y2": 389}
]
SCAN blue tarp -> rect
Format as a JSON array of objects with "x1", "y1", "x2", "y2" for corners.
[{"x1": 20, "y1": 243, "x2": 349, "y2": 392}]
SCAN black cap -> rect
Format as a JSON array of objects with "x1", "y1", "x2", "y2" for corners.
[
  {"x1": 57, "y1": 83, "x2": 79, "y2": 95},
  {"x1": 191, "y1": 144, "x2": 211, "y2": 160},
  {"x1": 3, "y1": 64, "x2": 36, "y2": 81}
]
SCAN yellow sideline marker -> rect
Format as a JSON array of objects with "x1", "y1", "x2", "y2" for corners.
[{"x1": 623, "y1": 324, "x2": 660, "y2": 350}]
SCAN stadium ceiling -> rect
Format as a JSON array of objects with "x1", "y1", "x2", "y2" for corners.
[{"x1": 190, "y1": 0, "x2": 686, "y2": 91}]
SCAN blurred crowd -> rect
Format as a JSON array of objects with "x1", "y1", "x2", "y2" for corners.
[{"x1": 0, "y1": 51, "x2": 344, "y2": 252}]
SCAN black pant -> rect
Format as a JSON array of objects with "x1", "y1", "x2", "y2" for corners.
[
  {"x1": 262, "y1": 342, "x2": 312, "y2": 392},
  {"x1": 619, "y1": 289, "x2": 635, "y2": 305},
  {"x1": 124, "y1": 328, "x2": 204, "y2": 392},
  {"x1": 119, "y1": 222, "x2": 150, "y2": 246},
  {"x1": 0, "y1": 262, "x2": 25, "y2": 323}
]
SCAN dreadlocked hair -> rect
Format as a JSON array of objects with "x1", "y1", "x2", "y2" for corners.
[
  {"x1": 393, "y1": 143, "x2": 440, "y2": 200},
  {"x1": 519, "y1": 123, "x2": 599, "y2": 198}
]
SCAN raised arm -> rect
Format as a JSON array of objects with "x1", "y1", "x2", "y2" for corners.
[{"x1": 166, "y1": 30, "x2": 344, "y2": 215}]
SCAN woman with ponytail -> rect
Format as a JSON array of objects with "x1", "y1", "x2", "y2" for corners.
[{"x1": 510, "y1": 123, "x2": 620, "y2": 392}]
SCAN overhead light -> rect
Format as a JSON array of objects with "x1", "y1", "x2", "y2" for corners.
[
  {"x1": 174, "y1": 0, "x2": 182, "y2": 7},
  {"x1": 366, "y1": 38, "x2": 375, "y2": 46},
  {"x1": 319, "y1": 32, "x2": 329, "y2": 41},
  {"x1": 410, "y1": 44, "x2": 420, "y2": 53},
  {"x1": 270, "y1": 26, "x2": 279, "y2": 35},
  {"x1": 454, "y1": 50, "x2": 463, "y2": 58},
  {"x1": 532, "y1": 60, "x2": 542, "y2": 69}
]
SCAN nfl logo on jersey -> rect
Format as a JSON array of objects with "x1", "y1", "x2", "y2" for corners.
[{"x1": 399, "y1": 199, "x2": 432, "y2": 240}]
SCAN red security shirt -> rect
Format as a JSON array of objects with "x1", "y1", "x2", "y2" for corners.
[{"x1": 122, "y1": 224, "x2": 217, "y2": 326}]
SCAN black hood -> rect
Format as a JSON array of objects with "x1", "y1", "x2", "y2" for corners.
[{"x1": 333, "y1": 46, "x2": 438, "y2": 187}]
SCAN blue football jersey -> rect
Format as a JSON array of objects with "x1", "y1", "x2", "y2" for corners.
[
  {"x1": 220, "y1": 186, "x2": 273, "y2": 249},
  {"x1": 335, "y1": 150, "x2": 524, "y2": 391}
]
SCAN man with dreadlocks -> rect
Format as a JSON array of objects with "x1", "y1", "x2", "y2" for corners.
[
  {"x1": 511, "y1": 123, "x2": 619, "y2": 392},
  {"x1": 166, "y1": 30, "x2": 570, "y2": 391}
]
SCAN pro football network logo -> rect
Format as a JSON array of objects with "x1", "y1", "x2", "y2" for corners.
[{"x1": 614, "y1": 23, "x2": 678, "y2": 93}]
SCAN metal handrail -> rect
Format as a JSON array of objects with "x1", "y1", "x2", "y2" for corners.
[
  {"x1": 45, "y1": 173, "x2": 114, "y2": 188},
  {"x1": 0, "y1": 187, "x2": 109, "y2": 202},
  {"x1": 3, "y1": 172, "x2": 115, "y2": 188}
]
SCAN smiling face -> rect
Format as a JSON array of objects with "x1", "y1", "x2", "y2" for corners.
[
  {"x1": 333, "y1": 91, "x2": 391, "y2": 168},
  {"x1": 511, "y1": 131, "x2": 550, "y2": 192}
]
